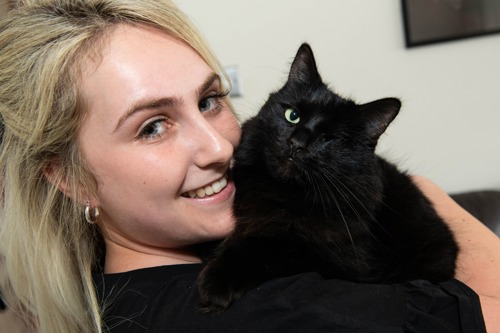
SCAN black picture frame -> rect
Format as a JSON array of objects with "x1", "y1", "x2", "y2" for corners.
[{"x1": 402, "y1": 0, "x2": 500, "y2": 47}]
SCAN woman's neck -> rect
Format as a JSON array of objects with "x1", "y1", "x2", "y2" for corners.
[{"x1": 103, "y1": 238, "x2": 202, "y2": 274}]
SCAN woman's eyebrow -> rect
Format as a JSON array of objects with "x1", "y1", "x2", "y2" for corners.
[
  {"x1": 197, "y1": 73, "x2": 221, "y2": 95},
  {"x1": 113, "y1": 72, "x2": 221, "y2": 132}
]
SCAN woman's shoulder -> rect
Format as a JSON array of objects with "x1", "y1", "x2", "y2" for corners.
[
  {"x1": 94, "y1": 264, "x2": 202, "y2": 331},
  {"x1": 94, "y1": 265, "x2": 486, "y2": 333}
]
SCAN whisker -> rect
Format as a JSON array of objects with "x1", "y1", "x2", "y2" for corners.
[{"x1": 312, "y1": 168, "x2": 361, "y2": 271}]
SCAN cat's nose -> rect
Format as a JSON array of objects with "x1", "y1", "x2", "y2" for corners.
[{"x1": 289, "y1": 137, "x2": 305, "y2": 157}]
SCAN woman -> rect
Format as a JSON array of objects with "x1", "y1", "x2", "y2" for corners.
[{"x1": 0, "y1": 1, "x2": 498, "y2": 332}]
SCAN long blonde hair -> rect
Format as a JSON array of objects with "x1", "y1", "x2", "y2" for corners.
[{"x1": 0, "y1": 1, "x2": 227, "y2": 331}]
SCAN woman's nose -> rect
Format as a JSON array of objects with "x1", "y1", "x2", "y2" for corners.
[{"x1": 185, "y1": 115, "x2": 234, "y2": 169}]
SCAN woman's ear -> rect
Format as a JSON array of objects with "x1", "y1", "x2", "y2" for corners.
[
  {"x1": 43, "y1": 160, "x2": 72, "y2": 196},
  {"x1": 43, "y1": 160, "x2": 100, "y2": 207}
]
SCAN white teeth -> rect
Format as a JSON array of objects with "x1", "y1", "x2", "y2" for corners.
[
  {"x1": 183, "y1": 175, "x2": 228, "y2": 199},
  {"x1": 212, "y1": 181, "x2": 222, "y2": 194},
  {"x1": 219, "y1": 176, "x2": 227, "y2": 189},
  {"x1": 196, "y1": 188, "x2": 206, "y2": 198},
  {"x1": 204, "y1": 185, "x2": 214, "y2": 196}
]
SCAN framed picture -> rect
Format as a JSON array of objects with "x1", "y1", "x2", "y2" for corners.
[{"x1": 402, "y1": 0, "x2": 500, "y2": 47}]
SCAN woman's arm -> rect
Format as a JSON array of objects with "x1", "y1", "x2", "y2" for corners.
[{"x1": 413, "y1": 176, "x2": 500, "y2": 332}]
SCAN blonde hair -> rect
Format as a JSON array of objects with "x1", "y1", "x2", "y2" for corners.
[{"x1": 0, "y1": 1, "x2": 227, "y2": 332}]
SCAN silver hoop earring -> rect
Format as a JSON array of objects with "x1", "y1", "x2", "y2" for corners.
[{"x1": 84, "y1": 203, "x2": 100, "y2": 224}]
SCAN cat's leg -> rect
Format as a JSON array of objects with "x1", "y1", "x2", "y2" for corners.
[
  {"x1": 197, "y1": 237, "x2": 288, "y2": 313},
  {"x1": 403, "y1": 235, "x2": 458, "y2": 282}
]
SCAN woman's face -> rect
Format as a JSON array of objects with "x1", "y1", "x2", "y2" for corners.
[{"x1": 78, "y1": 24, "x2": 240, "y2": 260}]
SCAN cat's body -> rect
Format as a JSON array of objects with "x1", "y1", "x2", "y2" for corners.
[{"x1": 198, "y1": 43, "x2": 458, "y2": 313}]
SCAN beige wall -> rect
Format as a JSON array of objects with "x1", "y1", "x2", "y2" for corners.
[{"x1": 177, "y1": 0, "x2": 500, "y2": 193}]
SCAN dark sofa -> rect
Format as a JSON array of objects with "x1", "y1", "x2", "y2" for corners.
[{"x1": 451, "y1": 190, "x2": 500, "y2": 236}]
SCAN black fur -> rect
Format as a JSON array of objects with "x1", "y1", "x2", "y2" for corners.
[{"x1": 197, "y1": 43, "x2": 458, "y2": 313}]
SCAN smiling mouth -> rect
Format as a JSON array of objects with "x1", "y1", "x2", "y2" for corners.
[{"x1": 181, "y1": 174, "x2": 228, "y2": 199}]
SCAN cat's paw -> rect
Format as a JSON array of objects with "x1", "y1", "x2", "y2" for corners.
[
  {"x1": 197, "y1": 279, "x2": 238, "y2": 314},
  {"x1": 197, "y1": 263, "x2": 245, "y2": 313},
  {"x1": 197, "y1": 252, "x2": 257, "y2": 314}
]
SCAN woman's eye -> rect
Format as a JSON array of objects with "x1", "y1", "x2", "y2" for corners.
[
  {"x1": 284, "y1": 108, "x2": 300, "y2": 124},
  {"x1": 199, "y1": 96, "x2": 218, "y2": 112},
  {"x1": 199, "y1": 91, "x2": 228, "y2": 113},
  {"x1": 138, "y1": 117, "x2": 169, "y2": 140}
]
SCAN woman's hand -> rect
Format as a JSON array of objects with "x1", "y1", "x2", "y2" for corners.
[{"x1": 413, "y1": 175, "x2": 500, "y2": 332}]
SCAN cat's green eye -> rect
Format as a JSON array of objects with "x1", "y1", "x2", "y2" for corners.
[{"x1": 284, "y1": 108, "x2": 300, "y2": 124}]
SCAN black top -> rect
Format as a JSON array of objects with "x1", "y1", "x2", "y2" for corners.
[{"x1": 94, "y1": 264, "x2": 486, "y2": 332}]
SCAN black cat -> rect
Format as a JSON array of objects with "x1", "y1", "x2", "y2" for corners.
[{"x1": 197, "y1": 43, "x2": 458, "y2": 313}]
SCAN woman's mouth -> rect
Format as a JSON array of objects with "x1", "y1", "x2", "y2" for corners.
[{"x1": 181, "y1": 174, "x2": 229, "y2": 199}]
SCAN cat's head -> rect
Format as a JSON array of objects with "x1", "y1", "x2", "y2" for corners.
[{"x1": 236, "y1": 43, "x2": 401, "y2": 191}]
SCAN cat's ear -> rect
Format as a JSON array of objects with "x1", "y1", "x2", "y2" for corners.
[
  {"x1": 288, "y1": 43, "x2": 321, "y2": 84},
  {"x1": 357, "y1": 98, "x2": 401, "y2": 142}
]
